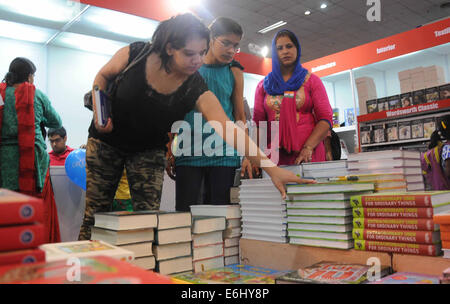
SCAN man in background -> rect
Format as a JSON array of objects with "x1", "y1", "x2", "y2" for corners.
[{"x1": 48, "y1": 126, "x2": 74, "y2": 166}]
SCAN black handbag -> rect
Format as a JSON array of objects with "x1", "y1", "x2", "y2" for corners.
[{"x1": 84, "y1": 43, "x2": 152, "y2": 111}]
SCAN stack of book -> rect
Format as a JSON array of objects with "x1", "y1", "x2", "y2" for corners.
[
  {"x1": 433, "y1": 209, "x2": 450, "y2": 258},
  {"x1": 152, "y1": 211, "x2": 193, "y2": 275},
  {"x1": 191, "y1": 216, "x2": 226, "y2": 271},
  {"x1": 286, "y1": 182, "x2": 375, "y2": 249},
  {"x1": 347, "y1": 150, "x2": 424, "y2": 192},
  {"x1": 239, "y1": 178, "x2": 287, "y2": 243},
  {"x1": 191, "y1": 205, "x2": 241, "y2": 269},
  {"x1": 352, "y1": 192, "x2": 450, "y2": 256},
  {"x1": 302, "y1": 160, "x2": 348, "y2": 181},
  {"x1": 90, "y1": 210, "x2": 157, "y2": 270},
  {"x1": 0, "y1": 189, "x2": 46, "y2": 266}
]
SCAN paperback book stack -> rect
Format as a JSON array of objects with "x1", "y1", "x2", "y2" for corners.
[
  {"x1": 286, "y1": 182, "x2": 375, "y2": 249},
  {"x1": 433, "y1": 210, "x2": 450, "y2": 258},
  {"x1": 347, "y1": 150, "x2": 425, "y2": 192},
  {"x1": 302, "y1": 160, "x2": 348, "y2": 181},
  {"x1": 352, "y1": 192, "x2": 450, "y2": 256},
  {"x1": 190, "y1": 205, "x2": 241, "y2": 270},
  {"x1": 151, "y1": 211, "x2": 193, "y2": 275},
  {"x1": 239, "y1": 178, "x2": 287, "y2": 243},
  {"x1": 191, "y1": 216, "x2": 227, "y2": 271},
  {"x1": 91, "y1": 210, "x2": 157, "y2": 269},
  {"x1": 0, "y1": 189, "x2": 46, "y2": 266}
]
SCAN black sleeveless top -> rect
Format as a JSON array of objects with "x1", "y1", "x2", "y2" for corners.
[{"x1": 88, "y1": 42, "x2": 209, "y2": 153}]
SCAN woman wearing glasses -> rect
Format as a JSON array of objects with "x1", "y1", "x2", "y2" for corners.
[{"x1": 168, "y1": 17, "x2": 253, "y2": 211}]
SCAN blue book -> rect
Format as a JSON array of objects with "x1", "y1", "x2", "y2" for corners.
[{"x1": 93, "y1": 85, "x2": 112, "y2": 127}]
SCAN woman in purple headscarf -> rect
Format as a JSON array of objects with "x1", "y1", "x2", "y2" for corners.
[{"x1": 253, "y1": 30, "x2": 333, "y2": 165}]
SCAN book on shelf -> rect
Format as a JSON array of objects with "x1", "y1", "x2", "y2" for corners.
[
  {"x1": 347, "y1": 159, "x2": 420, "y2": 170},
  {"x1": 287, "y1": 182, "x2": 375, "y2": 194},
  {"x1": 374, "y1": 180, "x2": 407, "y2": 191},
  {"x1": 155, "y1": 227, "x2": 192, "y2": 245},
  {"x1": 0, "y1": 248, "x2": 46, "y2": 266},
  {"x1": 441, "y1": 224, "x2": 450, "y2": 232},
  {"x1": 224, "y1": 237, "x2": 240, "y2": 248},
  {"x1": 192, "y1": 216, "x2": 226, "y2": 234},
  {"x1": 241, "y1": 233, "x2": 287, "y2": 243},
  {"x1": 239, "y1": 200, "x2": 286, "y2": 207},
  {"x1": 400, "y1": 93, "x2": 413, "y2": 108},
  {"x1": 238, "y1": 194, "x2": 282, "y2": 202},
  {"x1": 0, "y1": 223, "x2": 45, "y2": 252},
  {"x1": 288, "y1": 230, "x2": 352, "y2": 240},
  {"x1": 241, "y1": 205, "x2": 285, "y2": 212},
  {"x1": 354, "y1": 240, "x2": 441, "y2": 256},
  {"x1": 433, "y1": 209, "x2": 450, "y2": 225},
  {"x1": 192, "y1": 243, "x2": 224, "y2": 261},
  {"x1": 241, "y1": 228, "x2": 286, "y2": 238},
  {"x1": 286, "y1": 200, "x2": 351, "y2": 209},
  {"x1": 398, "y1": 121, "x2": 412, "y2": 140},
  {"x1": 353, "y1": 217, "x2": 438, "y2": 231},
  {"x1": 377, "y1": 98, "x2": 389, "y2": 112},
  {"x1": 224, "y1": 227, "x2": 242, "y2": 239},
  {"x1": 370, "y1": 272, "x2": 440, "y2": 284},
  {"x1": 192, "y1": 231, "x2": 223, "y2": 247},
  {"x1": 286, "y1": 191, "x2": 373, "y2": 202},
  {"x1": 351, "y1": 191, "x2": 450, "y2": 208},
  {"x1": 386, "y1": 122, "x2": 399, "y2": 141},
  {"x1": 425, "y1": 87, "x2": 440, "y2": 103},
  {"x1": 348, "y1": 167, "x2": 422, "y2": 176},
  {"x1": 360, "y1": 125, "x2": 372, "y2": 145},
  {"x1": 39, "y1": 240, "x2": 134, "y2": 263},
  {"x1": 351, "y1": 173, "x2": 422, "y2": 183},
  {"x1": 241, "y1": 209, "x2": 286, "y2": 218},
  {"x1": 352, "y1": 204, "x2": 450, "y2": 219},
  {"x1": 287, "y1": 208, "x2": 352, "y2": 217},
  {"x1": 172, "y1": 264, "x2": 288, "y2": 284},
  {"x1": 444, "y1": 249, "x2": 450, "y2": 258},
  {"x1": 90, "y1": 227, "x2": 154, "y2": 245},
  {"x1": 153, "y1": 211, "x2": 192, "y2": 230},
  {"x1": 242, "y1": 222, "x2": 286, "y2": 231},
  {"x1": 289, "y1": 237, "x2": 353, "y2": 249},
  {"x1": 407, "y1": 183, "x2": 425, "y2": 192},
  {"x1": 347, "y1": 150, "x2": 420, "y2": 161},
  {"x1": 413, "y1": 89, "x2": 426, "y2": 105},
  {"x1": 153, "y1": 241, "x2": 192, "y2": 261},
  {"x1": 287, "y1": 215, "x2": 352, "y2": 225},
  {"x1": 366, "y1": 99, "x2": 378, "y2": 113},
  {"x1": 226, "y1": 218, "x2": 242, "y2": 228},
  {"x1": 190, "y1": 205, "x2": 241, "y2": 219},
  {"x1": 439, "y1": 83, "x2": 450, "y2": 100},
  {"x1": 302, "y1": 160, "x2": 347, "y2": 171},
  {"x1": 352, "y1": 228, "x2": 441, "y2": 244},
  {"x1": 224, "y1": 246, "x2": 239, "y2": 257},
  {"x1": 193, "y1": 255, "x2": 224, "y2": 273},
  {"x1": 0, "y1": 188, "x2": 43, "y2": 226},
  {"x1": 242, "y1": 215, "x2": 287, "y2": 225},
  {"x1": 423, "y1": 117, "x2": 436, "y2": 138},
  {"x1": 302, "y1": 168, "x2": 349, "y2": 179},
  {"x1": 156, "y1": 255, "x2": 193, "y2": 275},
  {"x1": 0, "y1": 256, "x2": 173, "y2": 284},
  {"x1": 93, "y1": 211, "x2": 158, "y2": 231},
  {"x1": 224, "y1": 255, "x2": 239, "y2": 265},
  {"x1": 332, "y1": 108, "x2": 340, "y2": 128},
  {"x1": 411, "y1": 119, "x2": 424, "y2": 138},
  {"x1": 344, "y1": 107, "x2": 357, "y2": 126},
  {"x1": 287, "y1": 223, "x2": 353, "y2": 233},
  {"x1": 131, "y1": 255, "x2": 155, "y2": 270},
  {"x1": 388, "y1": 95, "x2": 401, "y2": 110},
  {"x1": 275, "y1": 261, "x2": 391, "y2": 284},
  {"x1": 118, "y1": 242, "x2": 153, "y2": 258}
]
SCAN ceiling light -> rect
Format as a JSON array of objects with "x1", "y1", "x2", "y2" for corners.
[
  {"x1": 0, "y1": 19, "x2": 56, "y2": 43},
  {"x1": 320, "y1": 4, "x2": 328, "y2": 9},
  {"x1": 258, "y1": 21, "x2": 287, "y2": 34},
  {"x1": 261, "y1": 46, "x2": 269, "y2": 57},
  {"x1": 170, "y1": 0, "x2": 202, "y2": 13},
  {"x1": 52, "y1": 32, "x2": 127, "y2": 56},
  {"x1": 305, "y1": 10, "x2": 311, "y2": 15}
]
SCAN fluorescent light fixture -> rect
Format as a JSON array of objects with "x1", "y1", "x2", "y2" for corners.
[
  {"x1": 170, "y1": 0, "x2": 202, "y2": 13},
  {"x1": 258, "y1": 21, "x2": 287, "y2": 34},
  {"x1": 261, "y1": 46, "x2": 269, "y2": 57},
  {"x1": 0, "y1": 19, "x2": 56, "y2": 43},
  {"x1": 82, "y1": 7, "x2": 159, "y2": 40},
  {"x1": 0, "y1": 0, "x2": 82, "y2": 23},
  {"x1": 305, "y1": 10, "x2": 311, "y2": 15},
  {"x1": 320, "y1": 3, "x2": 328, "y2": 9},
  {"x1": 53, "y1": 32, "x2": 127, "y2": 56}
]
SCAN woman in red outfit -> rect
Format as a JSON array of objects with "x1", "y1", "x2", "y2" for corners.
[{"x1": 253, "y1": 30, "x2": 333, "y2": 166}]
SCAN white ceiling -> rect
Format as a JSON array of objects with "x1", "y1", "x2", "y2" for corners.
[{"x1": 0, "y1": 0, "x2": 448, "y2": 61}]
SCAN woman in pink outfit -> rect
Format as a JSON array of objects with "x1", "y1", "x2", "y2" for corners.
[{"x1": 253, "y1": 29, "x2": 333, "y2": 166}]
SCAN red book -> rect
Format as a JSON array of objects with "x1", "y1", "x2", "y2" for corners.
[
  {"x1": 352, "y1": 193, "x2": 450, "y2": 208},
  {"x1": 441, "y1": 232, "x2": 450, "y2": 241},
  {"x1": 353, "y1": 207, "x2": 435, "y2": 219},
  {"x1": 433, "y1": 210, "x2": 450, "y2": 225},
  {"x1": 0, "y1": 188, "x2": 43, "y2": 226},
  {"x1": 0, "y1": 248, "x2": 45, "y2": 266},
  {"x1": 354, "y1": 240, "x2": 441, "y2": 256},
  {"x1": 0, "y1": 223, "x2": 45, "y2": 251},
  {"x1": 353, "y1": 228, "x2": 441, "y2": 244},
  {"x1": 441, "y1": 224, "x2": 450, "y2": 232},
  {"x1": 353, "y1": 217, "x2": 438, "y2": 231},
  {"x1": 0, "y1": 255, "x2": 174, "y2": 284},
  {"x1": 443, "y1": 241, "x2": 450, "y2": 249}
]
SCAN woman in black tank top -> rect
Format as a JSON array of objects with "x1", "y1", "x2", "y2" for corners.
[{"x1": 79, "y1": 13, "x2": 313, "y2": 241}]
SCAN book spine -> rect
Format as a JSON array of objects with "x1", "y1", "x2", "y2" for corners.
[
  {"x1": 353, "y1": 218, "x2": 436, "y2": 231},
  {"x1": 352, "y1": 228, "x2": 437, "y2": 244},
  {"x1": 0, "y1": 201, "x2": 44, "y2": 226},
  {"x1": 354, "y1": 240, "x2": 440, "y2": 256},
  {"x1": 0, "y1": 224, "x2": 45, "y2": 251},
  {"x1": 352, "y1": 207, "x2": 433, "y2": 219},
  {"x1": 0, "y1": 249, "x2": 46, "y2": 266},
  {"x1": 352, "y1": 195, "x2": 431, "y2": 208}
]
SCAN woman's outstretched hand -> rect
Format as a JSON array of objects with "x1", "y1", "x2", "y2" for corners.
[{"x1": 267, "y1": 167, "x2": 316, "y2": 199}]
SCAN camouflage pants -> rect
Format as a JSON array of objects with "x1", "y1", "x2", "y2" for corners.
[{"x1": 79, "y1": 137, "x2": 165, "y2": 240}]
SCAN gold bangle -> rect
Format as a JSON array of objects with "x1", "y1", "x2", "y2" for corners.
[{"x1": 303, "y1": 145, "x2": 314, "y2": 151}]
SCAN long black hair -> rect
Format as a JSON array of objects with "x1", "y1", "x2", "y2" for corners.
[
  {"x1": 428, "y1": 115, "x2": 450, "y2": 149},
  {"x1": 3, "y1": 57, "x2": 36, "y2": 86},
  {"x1": 209, "y1": 17, "x2": 243, "y2": 39},
  {"x1": 150, "y1": 13, "x2": 210, "y2": 73}
]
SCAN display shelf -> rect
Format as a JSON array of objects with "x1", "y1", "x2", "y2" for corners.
[
  {"x1": 334, "y1": 125, "x2": 356, "y2": 133},
  {"x1": 361, "y1": 137, "x2": 430, "y2": 148}
]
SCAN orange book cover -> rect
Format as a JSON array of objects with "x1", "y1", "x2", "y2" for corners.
[
  {"x1": 0, "y1": 188, "x2": 43, "y2": 226},
  {"x1": 433, "y1": 211, "x2": 450, "y2": 224},
  {"x1": 440, "y1": 224, "x2": 450, "y2": 232},
  {"x1": 0, "y1": 255, "x2": 173, "y2": 284},
  {"x1": 441, "y1": 231, "x2": 450, "y2": 241},
  {"x1": 0, "y1": 223, "x2": 45, "y2": 251},
  {"x1": 443, "y1": 241, "x2": 450, "y2": 249},
  {"x1": 0, "y1": 248, "x2": 45, "y2": 266}
]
